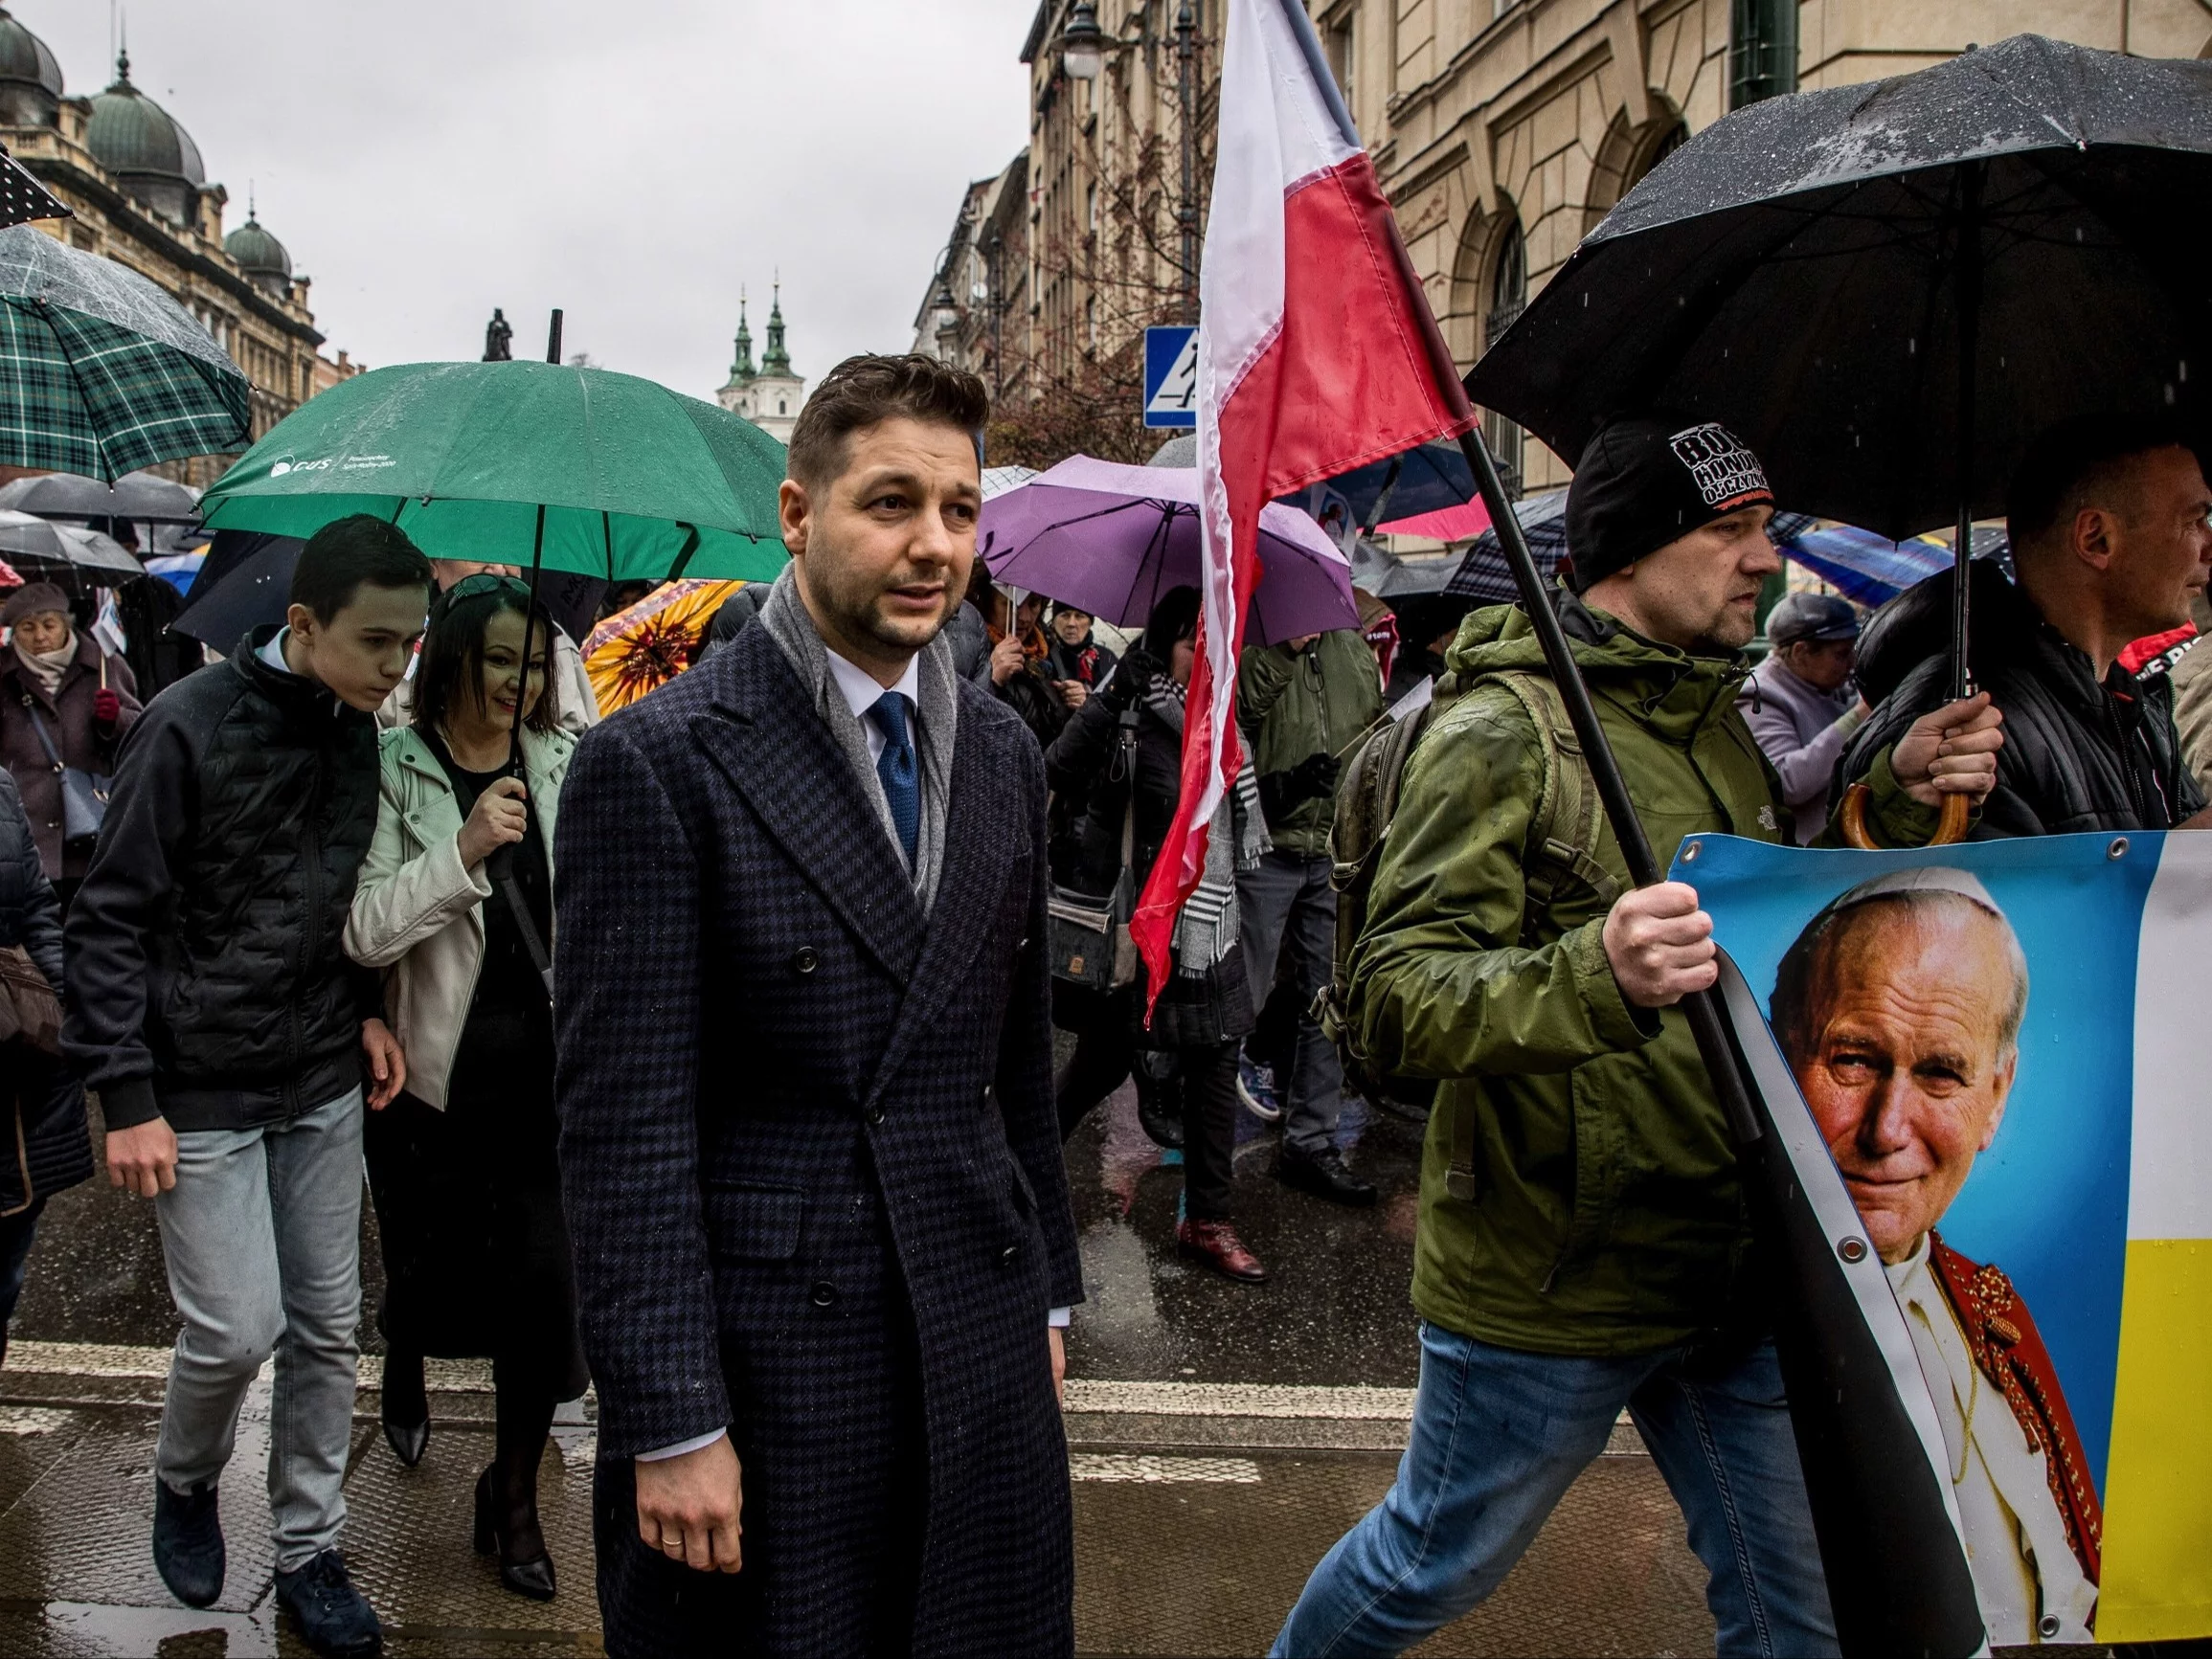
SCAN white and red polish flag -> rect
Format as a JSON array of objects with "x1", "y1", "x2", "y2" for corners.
[{"x1": 1128, "y1": 0, "x2": 1477, "y2": 1006}]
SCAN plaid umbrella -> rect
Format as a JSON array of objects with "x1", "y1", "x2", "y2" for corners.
[
  {"x1": 0, "y1": 146, "x2": 68, "y2": 230},
  {"x1": 0, "y1": 225, "x2": 250, "y2": 480}
]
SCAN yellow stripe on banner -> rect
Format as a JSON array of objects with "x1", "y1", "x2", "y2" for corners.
[{"x1": 2099, "y1": 1239, "x2": 2212, "y2": 1643}]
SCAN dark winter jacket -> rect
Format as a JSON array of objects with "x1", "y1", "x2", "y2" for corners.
[
  {"x1": 0, "y1": 768, "x2": 89, "y2": 1215},
  {"x1": 64, "y1": 628, "x2": 382, "y2": 1133},
  {"x1": 1238, "y1": 629, "x2": 1384, "y2": 855},
  {"x1": 1044, "y1": 668, "x2": 1181, "y2": 893},
  {"x1": 1045, "y1": 634, "x2": 1117, "y2": 688},
  {"x1": 1840, "y1": 569, "x2": 2205, "y2": 837},
  {"x1": 0, "y1": 631, "x2": 141, "y2": 881}
]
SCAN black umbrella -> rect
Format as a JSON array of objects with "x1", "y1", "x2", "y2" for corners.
[
  {"x1": 169, "y1": 531, "x2": 300, "y2": 650},
  {"x1": 174, "y1": 529, "x2": 609, "y2": 653},
  {"x1": 0, "y1": 509, "x2": 143, "y2": 577},
  {"x1": 1466, "y1": 34, "x2": 2212, "y2": 698},
  {"x1": 0, "y1": 467, "x2": 201, "y2": 524}
]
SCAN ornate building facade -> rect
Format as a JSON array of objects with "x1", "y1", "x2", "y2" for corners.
[
  {"x1": 1004, "y1": 0, "x2": 2212, "y2": 490},
  {"x1": 715, "y1": 287, "x2": 807, "y2": 445},
  {"x1": 0, "y1": 9, "x2": 356, "y2": 486},
  {"x1": 914, "y1": 152, "x2": 1029, "y2": 402}
]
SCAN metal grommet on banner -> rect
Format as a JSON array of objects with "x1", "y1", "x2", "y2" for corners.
[
  {"x1": 2039, "y1": 1615, "x2": 2062, "y2": 1639},
  {"x1": 1681, "y1": 839, "x2": 1701, "y2": 863},
  {"x1": 1837, "y1": 1237, "x2": 1869, "y2": 1265},
  {"x1": 2109, "y1": 837, "x2": 2130, "y2": 860}
]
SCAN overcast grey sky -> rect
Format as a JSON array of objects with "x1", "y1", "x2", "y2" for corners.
[{"x1": 23, "y1": 0, "x2": 1037, "y2": 396}]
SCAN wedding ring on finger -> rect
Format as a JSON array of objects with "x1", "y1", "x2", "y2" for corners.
[{"x1": 660, "y1": 1531, "x2": 684, "y2": 1554}]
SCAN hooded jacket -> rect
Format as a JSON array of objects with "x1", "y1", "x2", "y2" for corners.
[
  {"x1": 1346, "y1": 595, "x2": 1938, "y2": 1353},
  {"x1": 63, "y1": 628, "x2": 382, "y2": 1132},
  {"x1": 1840, "y1": 568, "x2": 2204, "y2": 836}
]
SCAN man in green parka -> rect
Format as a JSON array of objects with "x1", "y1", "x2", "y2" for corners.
[
  {"x1": 1237, "y1": 625, "x2": 1385, "y2": 1203},
  {"x1": 1271, "y1": 416, "x2": 2002, "y2": 1659}
]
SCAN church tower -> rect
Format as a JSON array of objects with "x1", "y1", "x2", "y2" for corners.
[{"x1": 714, "y1": 282, "x2": 806, "y2": 446}]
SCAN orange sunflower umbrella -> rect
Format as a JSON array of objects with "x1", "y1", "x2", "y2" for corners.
[{"x1": 583, "y1": 579, "x2": 743, "y2": 713}]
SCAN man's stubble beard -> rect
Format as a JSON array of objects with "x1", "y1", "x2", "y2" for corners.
[{"x1": 814, "y1": 555, "x2": 956, "y2": 658}]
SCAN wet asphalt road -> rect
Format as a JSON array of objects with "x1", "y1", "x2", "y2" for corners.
[
  {"x1": 0, "y1": 1076, "x2": 1735, "y2": 1657},
  {"x1": 13, "y1": 1057, "x2": 1433, "y2": 1382}
]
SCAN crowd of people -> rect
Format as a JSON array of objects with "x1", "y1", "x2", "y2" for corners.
[{"x1": 0, "y1": 347, "x2": 2204, "y2": 1658}]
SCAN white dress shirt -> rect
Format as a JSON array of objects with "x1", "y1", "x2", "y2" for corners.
[
  {"x1": 1886, "y1": 1238, "x2": 2095, "y2": 1645},
  {"x1": 823, "y1": 646, "x2": 919, "y2": 767}
]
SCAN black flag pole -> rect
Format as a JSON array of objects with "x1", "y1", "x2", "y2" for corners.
[{"x1": 1451, "y1": 424, "x2": 1986, "y2": 1658}]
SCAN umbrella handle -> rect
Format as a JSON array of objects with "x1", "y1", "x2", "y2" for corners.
[{"x1": 1838, "y1": 783, "x2": 1971, "y2": 849}]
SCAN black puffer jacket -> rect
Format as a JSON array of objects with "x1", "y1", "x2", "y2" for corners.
[
  {"x1": 0, "y1": 767, "x2": 89, "y2": 1214},
  {"x1": 65, "y1": 629, "x2": 381, "y2": 1132},
  {"x1": 1840, "y1": 569, "x2": 2205, "y2": 837}
]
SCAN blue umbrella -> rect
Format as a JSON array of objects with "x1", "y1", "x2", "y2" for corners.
[{"x1": 1772, "y1": 525, "x2": 2011, "y2": 608}]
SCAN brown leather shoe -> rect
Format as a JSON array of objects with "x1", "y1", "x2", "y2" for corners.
[{"x1": 1176, "y1": 1219, "x2": 1268, "y2": 1283}]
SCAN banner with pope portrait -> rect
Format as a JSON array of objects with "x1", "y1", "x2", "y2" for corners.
[{"x1": 1677, "y1": 827, "x2": 2212, "y2": 1647}]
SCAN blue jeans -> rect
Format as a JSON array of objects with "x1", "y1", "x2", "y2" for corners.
[
  {"x1": 1272, "y1": 1323, "x2": 1838, "y2": 1658},
  {"x1": 154, "y1": 1087, "x2": 365, "y2": 1571}
]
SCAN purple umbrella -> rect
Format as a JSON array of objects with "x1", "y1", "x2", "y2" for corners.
[{"x1": 977, "y1": 455, "x2": 1357, "y2": 646}]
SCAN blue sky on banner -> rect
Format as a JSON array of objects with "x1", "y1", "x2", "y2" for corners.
[{"x1": 1682, "y1": 832, "x2": 2159, "y2": 1491}]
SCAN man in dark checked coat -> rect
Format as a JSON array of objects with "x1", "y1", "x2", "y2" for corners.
[{"x1": 553, "y1": 354, "x2": 1083, "y2": 1657}]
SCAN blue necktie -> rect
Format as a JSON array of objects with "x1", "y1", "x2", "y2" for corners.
[{"x1": 869, "y1": 691, "x2": 919, "y2": 869}]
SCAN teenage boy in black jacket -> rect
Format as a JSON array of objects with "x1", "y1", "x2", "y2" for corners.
[{"x1": 66, "y1": 516, "x2": 432, "y2": 1659}]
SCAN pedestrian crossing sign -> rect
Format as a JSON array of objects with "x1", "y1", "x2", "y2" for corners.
[{"x1": 1143, "y1": 326, "x2": 1198, "y2": 428}]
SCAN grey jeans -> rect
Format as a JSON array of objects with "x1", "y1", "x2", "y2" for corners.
[
  {"x1": 154, "y1": 1087, "x2": 364, "y2": 1571},
  {"x1": 1236, "y1": 848, "x2": 1343, "y2": 1154}
]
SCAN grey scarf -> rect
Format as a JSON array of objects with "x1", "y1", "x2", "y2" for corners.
[
  {"x1": 1138, "y1": 672, "x2": 1269, "y2": 976},
  {"x1": 756, "y1": 564, "x2": 958, "y2": 912}
]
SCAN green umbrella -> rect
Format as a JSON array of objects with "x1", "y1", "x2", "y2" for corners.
[
  {"x1": 0, "y1": 225, "x2": 251, "y2": 479},
  {"x1": 198, "y1": 359, "x2": 790, "y2": 582}
]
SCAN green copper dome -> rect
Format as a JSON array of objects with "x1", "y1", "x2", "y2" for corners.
[
  {"x1": 225, "y1": 216, "x2": 290, "y2": 279},
  {"x1": 87, "y1": 54, "x2": 206, "y2": 187},
  {"x1": 0, "y1": 9, "x2": 61, "y2": 99}
]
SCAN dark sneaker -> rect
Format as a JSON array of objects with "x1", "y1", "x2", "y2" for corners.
[
  {"x1": 151, "y1": 1479, "x2": 225, "y2": 1608},
  {"x1": 1177, "y1": 1218, "x2": 1269, "y2": 1282},
  {"x1": 275, "y1": 1549, "x2": 383, "y2": 1658},
  {"x1": 1276, "y1": 1145, "x2": 1379, "y2": 1207},
  {"x1": 1236, "y1": 1055, "x2": 1283, "y2": 1122}
]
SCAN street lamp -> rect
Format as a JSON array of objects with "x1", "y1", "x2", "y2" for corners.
[
  {"x1": 931, "y1": 279, "x2": 960, "y2": 361},
  {"x1": 1062, "y1": 0, "x2": 1105, "y2": 79}
]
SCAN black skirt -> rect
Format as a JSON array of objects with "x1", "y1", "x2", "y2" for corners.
[{"x1": 363, "y1": 1041, "x2": 587, "y2": 1399}]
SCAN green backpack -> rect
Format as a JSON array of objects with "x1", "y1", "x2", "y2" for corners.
[{"x1": 1318, "y1": 670, "x2": 1622, "y2": 1185}]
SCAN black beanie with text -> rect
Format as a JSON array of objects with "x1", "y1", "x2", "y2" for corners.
[{"x1": 1562, "y1": 415, "x2": 1773, "y2": 593}]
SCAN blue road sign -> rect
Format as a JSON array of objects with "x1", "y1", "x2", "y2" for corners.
[{"x1": 1143, "y1": 325, "x2": 1199, "y2": 429}]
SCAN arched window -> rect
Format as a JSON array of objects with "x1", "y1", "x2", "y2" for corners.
[
  {"x1": 778, "y1": 400, "x2": 787, "y2": 415},
  {"x1": 1483, "y1": 218, "x2": 1527, "y2": 496}
]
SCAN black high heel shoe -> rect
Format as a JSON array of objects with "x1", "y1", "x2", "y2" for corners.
[
  {"x1": 473, "y1": 1466, "x2": 556, "y2": 1602},
  {"x1": 380, "y1": 1361, "x2": 429, "y2": 1468}
]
